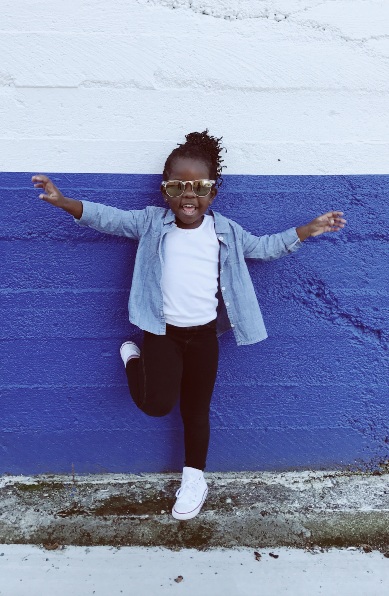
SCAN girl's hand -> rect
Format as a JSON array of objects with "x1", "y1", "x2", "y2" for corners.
[
  {"x1": 297, "y1": 211, "x2": 347, "y2": 241},
  {"x1": 32, "y1": 174, "x2": 66, "y2": 208}
]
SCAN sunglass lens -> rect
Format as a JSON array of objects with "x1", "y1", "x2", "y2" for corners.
[
  {"x1": 194, "y1": 180, "x2": 213, "y2": 196},
  {"x1": 165, "y1": 181, "x2": 183, "y2": 197}
]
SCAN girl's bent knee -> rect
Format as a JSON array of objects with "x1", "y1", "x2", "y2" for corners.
[{"x1": 141, "y1": 403, "x2": 174, "y2": 418}]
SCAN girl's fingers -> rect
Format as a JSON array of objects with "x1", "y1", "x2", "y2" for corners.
[
  {"x1": 32, "y1": 175, "x2": 49, "y2": 183},
  {"x1": 327, "y1": 211, "x2": 343, "y2": 216},
  {"x1": 321, "y1": 211, "x2": 344, "y2": 219},
  {"x1": 32, "y1": 174, "x2": 49, "y2": 180},
  {"x1": 311, "y1": 211, "x2": 346, "y2": 236},
  {"x1": 324, "y1": 214, "x2": 346, "y2": 224},
  {"x1": 33, "y1": 180, "x2": 59, "y2": 196},
  {"x1": 40, "y1": 192, "x2": 61, "y2": 201}
]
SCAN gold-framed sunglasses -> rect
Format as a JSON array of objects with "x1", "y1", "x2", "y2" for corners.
[{"x1": 161, "y1": 179, "x2": 216, "y2": 198}]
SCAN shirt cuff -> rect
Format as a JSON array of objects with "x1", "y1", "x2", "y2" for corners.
[
  {"x1": 282, "y1": 227, "x2": 302, "y2": 252},
  {"x1": 73, "y1": 200, "x2": 94, "y2": 227}
]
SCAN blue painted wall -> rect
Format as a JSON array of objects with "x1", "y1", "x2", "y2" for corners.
[{"x1": 1, "y1": 173, "x2": 388, "y2": 474}]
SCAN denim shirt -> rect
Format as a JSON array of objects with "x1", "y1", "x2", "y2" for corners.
[{"x1": 75, "y1": 201, "x2": 302, "y2": 346}]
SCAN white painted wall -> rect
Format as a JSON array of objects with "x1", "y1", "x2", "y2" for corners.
[{"x1": 1, "y1": 0, "x2": 388, "y2": 174}]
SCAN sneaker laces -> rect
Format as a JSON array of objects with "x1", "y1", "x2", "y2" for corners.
[{"x1": 175, "y1": 479, "x2": 201, "y2": 503}]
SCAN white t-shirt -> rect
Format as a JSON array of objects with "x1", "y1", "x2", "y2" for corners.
[{"x1": 161, "y1": 214, "x2": 220, "y2": 327}]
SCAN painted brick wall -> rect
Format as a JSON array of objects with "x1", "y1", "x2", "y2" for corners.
[{"x1": 1, "y1": 1, "x2": 388, "y2": 474}]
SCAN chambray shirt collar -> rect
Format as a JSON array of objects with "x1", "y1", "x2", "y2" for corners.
[
  {"x1": 210, "y1": 209, "x2": 230, "y2": 234},
  {"x1": 163, "y1": 209, "x2": 176, "y2": 225}
]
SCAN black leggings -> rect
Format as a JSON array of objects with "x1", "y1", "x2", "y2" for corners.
[{"x1": 125, "y1": 319, "x2": 219, "y2": 471}]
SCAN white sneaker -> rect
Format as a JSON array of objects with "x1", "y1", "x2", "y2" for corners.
[
  {"x1": 120, "y1": 341, "x2": 140, "y2": 366},
  {"x1": 172, "y1": 466, "x2": 208, "y2": 521}
]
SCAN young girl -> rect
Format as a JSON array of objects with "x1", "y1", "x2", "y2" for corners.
[{"x1": 32, "y1": 130, "x2": 346, "y2": 521}]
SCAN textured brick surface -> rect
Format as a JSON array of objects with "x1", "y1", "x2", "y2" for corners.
[{"x1": 1, "y1": 173, "x2": 388, "y2": 473}]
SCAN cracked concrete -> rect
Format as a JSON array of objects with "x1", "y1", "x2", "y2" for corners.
[
  {"x1": 137, "y1": 0, "x2": 339, "y2": 22},
  {"x1": 141, "y1": 0, "x2": 389, "y2": 64},
  {"x1": 137, "y1": 0, "x2": 389, "y2": 60},
  {"x1": 1, "y1": 471, "x2": 389, "y2": 549}
]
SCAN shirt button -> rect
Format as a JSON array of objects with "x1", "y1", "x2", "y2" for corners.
[
  {"x1": 221, "y1": 286, "x2": 225, "y2": 291},
  {"x1": 218, "y1": 236, "x2": 223, "y2": 241},
  {"x1": 231, "y1": 324, "x2": 235, "y2": 328},
  {"x1": 225, "y1": 302, "x2": 230, "y2": 307},
  {"x1": 220, "y1": 269, "x2": 223, "y2": 273}
]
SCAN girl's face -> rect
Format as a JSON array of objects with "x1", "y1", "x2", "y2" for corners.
[{"x1": 162, "y1": 157, "x2": 217, "y2": 229}]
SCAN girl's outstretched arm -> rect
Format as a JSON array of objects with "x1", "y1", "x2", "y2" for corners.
[
  {"x1": 240, "y1": 210, "x2": 347, "y2": 260},
  {"x1": 32, "y1": 174, "x2": 83, "y2": 219},
  {"x1": 32, "y1": 173, "x2": 147, "y2": 239},
  {"x1": 296, "y1": 211, "x2": 347, "y2": 241}
]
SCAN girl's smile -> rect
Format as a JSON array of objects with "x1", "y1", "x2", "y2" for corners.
[{"x1": 162, "y1": 157, "x2": 217, "y2": 229}]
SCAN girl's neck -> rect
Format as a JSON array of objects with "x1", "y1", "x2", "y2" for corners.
[{"x1": 175, "y1": 214, "x2": 205, "y2": 230}]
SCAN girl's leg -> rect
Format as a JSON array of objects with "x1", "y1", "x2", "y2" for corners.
[
  {"x1": 125, "y1": 331, "x2": 183, "y2": 417},
  {"x1": 179, "y1": 323, "x2": 219, "y2": 471}
]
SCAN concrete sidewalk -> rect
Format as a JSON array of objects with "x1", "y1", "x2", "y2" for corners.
[
  {"x1": 1, "y1": 470, "x2": 389, "y2": 549},
  {"x1": 1, "y1": 544, "x2": 389, "y2": 596}
]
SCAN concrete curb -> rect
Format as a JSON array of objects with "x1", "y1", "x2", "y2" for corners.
[{"x1": 1, "y1": 470, "x2": 389, "y2": 550}]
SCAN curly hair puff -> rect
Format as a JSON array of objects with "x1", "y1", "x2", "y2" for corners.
[{"x1": 162, "y1": 129, "x2": 227, "y2": 188}]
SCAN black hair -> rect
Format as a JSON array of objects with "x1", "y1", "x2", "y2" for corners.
[{"x1": 162, "y1": 129, "x2": 227, "y2": 188}]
